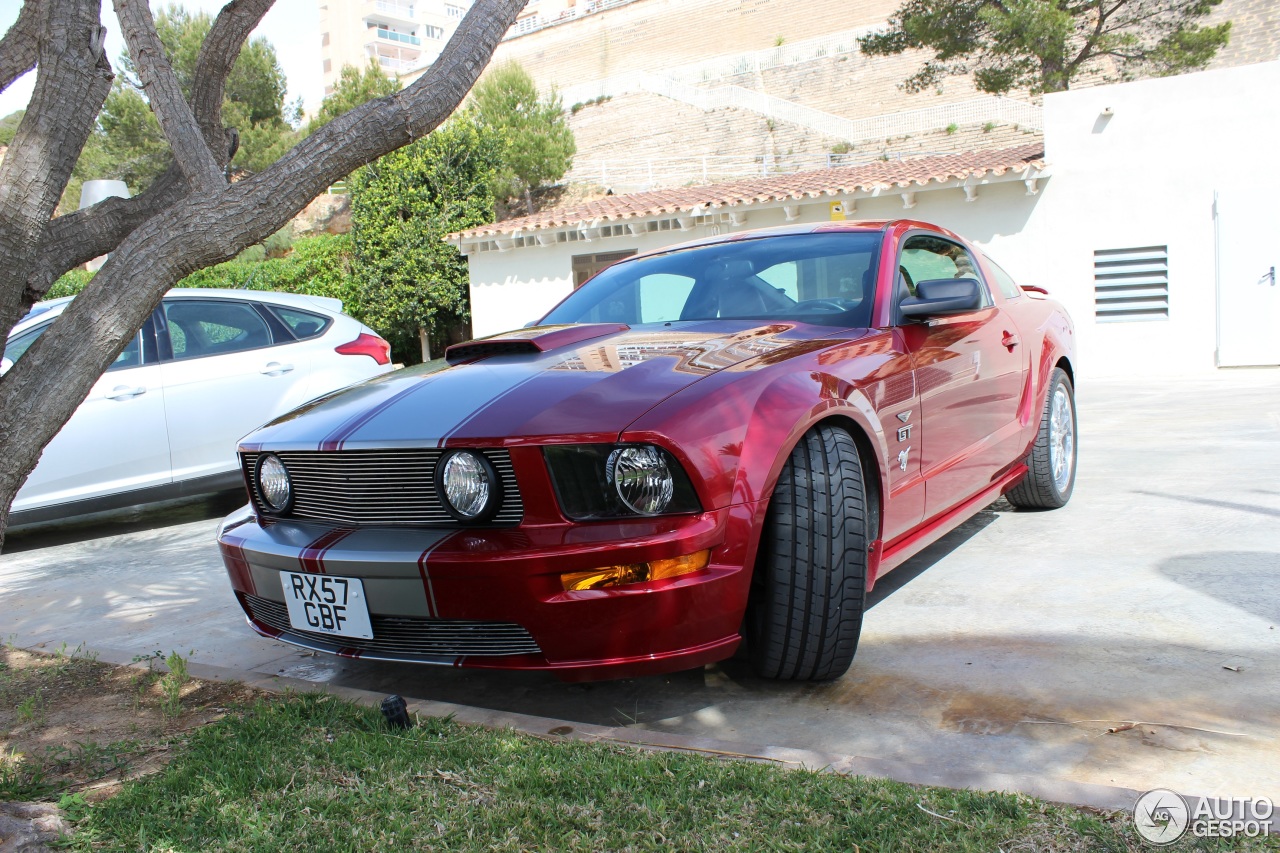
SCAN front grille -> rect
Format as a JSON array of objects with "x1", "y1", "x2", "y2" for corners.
[
  {"x1": 242, "y1": 593, "x2": 542, "y2": 657},
  {"x1": 242, "y1": 449, "x2": 523, "y2": 526}
]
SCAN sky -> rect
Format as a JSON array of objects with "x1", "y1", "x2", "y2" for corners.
[{"x1": 0, "y1": 0, "x2": 324, "y2": 121}]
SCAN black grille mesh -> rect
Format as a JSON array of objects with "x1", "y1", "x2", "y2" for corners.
[
  {"x1": 242, "y1": 593, "x2": 541, "y2": 657},
  {"x1": 242, "y1": 448, "x2": 522, "y2": 527}
]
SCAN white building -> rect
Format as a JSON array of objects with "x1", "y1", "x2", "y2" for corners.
[
  {"x1": 318, "y1": 0, "x2": 473, "y2": 94},
  {"x1": 452, "y1": 61, "x2": 1280, "y2": 376}
]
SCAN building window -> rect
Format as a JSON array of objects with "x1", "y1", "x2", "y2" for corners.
[
  {"x1": 322, "y1": 59, "x2": 332, "y2": 73},
  {"x1": 321, "y1": 31, "x2": 329, "y2": 46},
  {"x1": 572, "y1": 250, "x2": 637, "y2": 289},
  {"x1": 424, "y1": 24, "x2": 444, "y2": 38},
  {"x1": 1094, "y1": 245, "x2": 1169, "y2": 322},
  {"x1": 446, "y1": 3, "x2": 466, "y2": 17}
]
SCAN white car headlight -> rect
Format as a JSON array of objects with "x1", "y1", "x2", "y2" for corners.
[
  {"x1": 608, "y1": 445, "x2": 675, "y2": 515},
  {"x1": 437, "y1": 450, "x2": 501, "y2": 521},
  {"x1": 256, "y1": 454, "x2": 293, "y2": 513}
]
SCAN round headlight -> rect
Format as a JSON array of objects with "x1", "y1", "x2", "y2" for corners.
[
  {"x1": 608, "y1": 446, "x2": 674, "y2": 515},
  {"x1": 437, "y1": 451, "x2": 500, "y2": 521},
  {"x1": 256, "y1": 454, "x2": 292, "y2": 513}
]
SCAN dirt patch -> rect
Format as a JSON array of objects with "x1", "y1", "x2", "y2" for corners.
[{"x1": 0, "y1": 646, "x2": 256, "y2": 806}]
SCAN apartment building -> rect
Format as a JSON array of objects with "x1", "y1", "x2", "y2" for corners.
[{"x1": 318, "y1": 0, "x2": 474, "y2": 94}]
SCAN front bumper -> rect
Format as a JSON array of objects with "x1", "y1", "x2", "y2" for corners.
[{"x1": 216, "y1": 503, "x2": 759, "y2": 681}]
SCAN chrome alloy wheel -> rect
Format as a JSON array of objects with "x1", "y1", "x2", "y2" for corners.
[{"x1": 1049, "y1": 385, "x2": 1075, "y2": 493}]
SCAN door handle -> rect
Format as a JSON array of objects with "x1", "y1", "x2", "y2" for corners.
[
  {"x1": 1261, "y1": 266, "x2": 1276, "y2": 287},
  {"x1": 261, "y1": 362, "x2": 295, "y2": 376},
  {"x1": 106, "y1": 385, "x2": 146, "y2": 400},
  {"x1": 1001, "y1": 331, "x2": 1021, "y2": 351}
]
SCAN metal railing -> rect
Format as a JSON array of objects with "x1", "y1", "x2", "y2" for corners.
[
  {"x1": 567, "y1": 68, "x2": 1041, "y2": 141},
  {"x1": 370, "y1": 0, "x2": 416, "y2": 19},
  {"x1": 507, "y1": 0, "x2": 644, "y2": 39},
  {"x1": 374, "y1": 27, "x2": 421, "y2": 45},
  {"x1": 567, "y1": 152, "x2": 950, "y2": 192}
]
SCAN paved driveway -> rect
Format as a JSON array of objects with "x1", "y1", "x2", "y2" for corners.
[{"x1": 3, "y1": 374, "x2": 1278, "y2": 802}]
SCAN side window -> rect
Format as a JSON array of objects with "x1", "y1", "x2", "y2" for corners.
[
  {"x1": 164, "y1": 300, "x2": 273, "y2": 361},
  {"x1": 4, "y1": 321, "x2": 143, "y2": 371},
  {"x1": 984, "y1": 256, "x2": 1023, "y2": 300},
  {"x1": 3, "y1": 323, "x2": 50, "y2": 366},
  {"x1": 897, "y1": 234, "x2": 992, "y2": 308},
  {"x1": 107, "y1": 332, "x2": 143, "y2": 371},
  {"x1": 269, "y1": 305, "x2": 333, "y2": 340}
]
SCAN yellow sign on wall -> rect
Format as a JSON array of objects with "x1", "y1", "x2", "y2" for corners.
[{"x1": 829, "y1": 201, "x2": 847, "y2": 221}]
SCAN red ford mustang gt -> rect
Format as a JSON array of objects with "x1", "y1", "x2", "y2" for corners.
[{"x1": 217, "y1": 220, "x2": 1076, "y2": 682}]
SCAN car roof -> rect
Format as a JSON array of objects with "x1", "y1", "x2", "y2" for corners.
[
  {"x1": 617, "y1": 219, "x2": 960, "y2": 266},
  {"x1": 10, "y1": 289, "x2": 345, "y2": 336}
]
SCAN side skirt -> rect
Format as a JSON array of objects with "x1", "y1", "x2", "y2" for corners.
[{"x1": 869, "y1": 463, "x2": 1029, "y2": 587}]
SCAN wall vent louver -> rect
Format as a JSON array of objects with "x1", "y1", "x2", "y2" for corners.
[{"x1": 1094, "y1": 245, "x2": 1169, "y2": 322}]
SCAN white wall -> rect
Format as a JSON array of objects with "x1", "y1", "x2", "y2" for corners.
[{"x1": 1016, "y1": 60, "x2": 1280, "y2": 376}]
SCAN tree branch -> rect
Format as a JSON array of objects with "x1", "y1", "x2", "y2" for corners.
[
  {"x1": 0, "y1": 0, "x2": 43, "y2": 94},
  {"x1": 113, "y1": 0, "x2": 223, "y2": 189},
  {"x1": 190, "y1": 0, "x2": 275, "y2": 162},
  {"x1": 26, "y1": 1, "x2": 272, "y2": 302},
  {"x1": 0, "y1": 0, "x2": 112, "y2": 344},
  {"x1": 233, "y1": 0, "x2": 526, "y2": 219}
]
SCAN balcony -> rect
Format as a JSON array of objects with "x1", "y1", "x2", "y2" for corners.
[
  {"x1": 374, "y1": 27, "x2": 421, "y2": 45},
  {"x1": 364, "y1": 0, "x2": 416, "y2": 28}
]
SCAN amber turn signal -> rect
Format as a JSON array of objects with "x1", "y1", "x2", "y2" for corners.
[{"x1": 561, "y1": 550, "x2": 711, "y2": 592}]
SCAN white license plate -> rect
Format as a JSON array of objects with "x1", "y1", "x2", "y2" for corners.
[{"x1": 280, "y1": 572, "x2": 374, "y2": 640}]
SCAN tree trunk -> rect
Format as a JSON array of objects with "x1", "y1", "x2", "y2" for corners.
[
  {"x1": 0, "y1": 0, "x2": 528, "y2": 551},
  {"x1": 419, "y1": 327, "x2": 432, "y2": 362}
]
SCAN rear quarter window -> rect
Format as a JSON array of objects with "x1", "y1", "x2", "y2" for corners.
[
  {"x1": 269, "y1": 306, "x2": 333, "y2": 340},
  {"x1": 984, "y1": 257, "x2": 1023, "y2": 300}
]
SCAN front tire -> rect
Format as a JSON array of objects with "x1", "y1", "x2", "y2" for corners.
[
  {"x1": 1006, "y1": 367, "x2": 1076, "y2": 509},
  {"x1": 748, "y1": 424, "x2": 869, "y2": 681}
]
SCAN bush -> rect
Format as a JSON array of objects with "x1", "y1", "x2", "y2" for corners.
[
  {"x1": 43, "y1": 233, "x2": 363, "y2": 318},
  {"x1": 46, "y1": 269, "x2": 96, "y2": 300}
]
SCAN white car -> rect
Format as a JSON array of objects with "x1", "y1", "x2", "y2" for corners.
[{"x1": 2, "y1": 289, "x2": 394, "y2": 525}]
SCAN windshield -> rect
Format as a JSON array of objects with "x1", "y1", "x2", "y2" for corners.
[{"x1": 541, "y1": 232, "x2": 881, "y2": 328}]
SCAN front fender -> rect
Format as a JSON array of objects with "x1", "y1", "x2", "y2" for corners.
[{"x1": 620, "y1": 350, "x2": 892, "y2": 518}]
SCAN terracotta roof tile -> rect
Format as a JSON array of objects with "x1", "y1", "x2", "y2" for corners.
[{"x1": 452, "y1": 143, "x2": 1045, "y2": 240}]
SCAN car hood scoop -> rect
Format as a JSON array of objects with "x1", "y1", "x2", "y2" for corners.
[
  {"x1": 445, "y1": 324, "x2": 629, "y2": 364},
  {"x1": 245, "y1": 322, "x2": 858, "y2": 449}
]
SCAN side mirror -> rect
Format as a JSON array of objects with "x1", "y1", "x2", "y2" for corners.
[
  {"x1": 0, "y1": 356, "x2": 11, "y2": 376},
  {"x1": 900, "y1": 277, "x2": 983, "y2": 319}
]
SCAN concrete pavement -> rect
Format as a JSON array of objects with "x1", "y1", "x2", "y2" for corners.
[{"x1": 3, "y1": 373, "x2": 1278, "y2": 807}]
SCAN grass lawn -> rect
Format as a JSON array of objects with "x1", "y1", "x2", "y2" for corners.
[{"x1": 4, "y1": 650, "x2": 1277, "y2": 851}]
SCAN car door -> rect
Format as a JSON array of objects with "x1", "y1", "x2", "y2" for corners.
[
  {"x1": 894, "y1": 233, "x2": 1026, "y2": 519},
  {"x1": 157, "y1": 297, "x2": 314, "y2": 485},
  {"x1": 11, "y1": 316, "x2": 173, "y2": 512}
]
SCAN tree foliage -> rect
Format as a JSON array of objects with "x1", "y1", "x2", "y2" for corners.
[
  {"x1": 0, "y1": 109, "x2": 24, "y2": 145},
  {"x1": 72, "y1": 3, "x2": 296, "y2": 199},
  {"x1": 349, "y1": 117, "x2": 502, "y2": 364},
  {"x1": 307, "y1": 61, "x2": 401, "y2": 136},
  {"x1": 858, "y1": 0, "x2": 1232, "y2": 95},
  {"x1": 469, "y1": 61, "x2": 575, "y2": 212}
]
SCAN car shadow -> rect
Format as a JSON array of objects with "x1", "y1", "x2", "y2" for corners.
[
  {"x1": 1156, "y1": 550, "x2": 1280, "y2": 624},
  {"x1": 2, "y1": 490, "x2": 245, "y2": 554}
]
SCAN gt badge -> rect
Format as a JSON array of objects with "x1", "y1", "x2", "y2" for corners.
[
  {"x1": 897, "y1": 447, "x2": 911, "y2": 472},
  {"x1": 897, "y1": 424, "x2": 913, "y2": 443}
]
